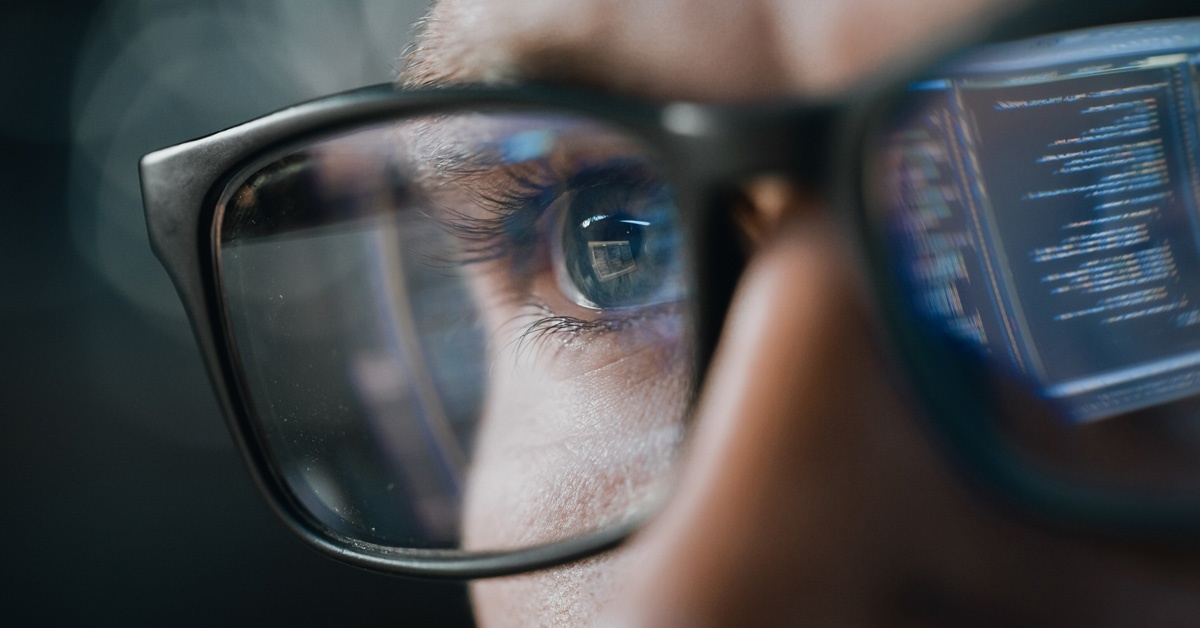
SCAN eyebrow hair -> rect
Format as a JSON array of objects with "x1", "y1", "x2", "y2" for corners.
[
  {"x1": 393, "y1": 0, "x2": 805, "y2": 102},
  {"x1": 395, "y1": 0, "x2": 697, "y2": 96},
  {"x1": 396, "y1": 12, "x2": 449, "y2": 88},
  {"x1": 397, "y1": 2, "x2": 523, "y2": 89}
]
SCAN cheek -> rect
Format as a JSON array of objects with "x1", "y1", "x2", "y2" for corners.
[
  {"x1": 455, "y1": 235, "x2": 694, "y2": 548},
  {"x1": 462, "y1": 340, "x2": 689, "y2": 550},
  {"x1": 470, "y1": 550, "x2": 639, "y2": 628}
]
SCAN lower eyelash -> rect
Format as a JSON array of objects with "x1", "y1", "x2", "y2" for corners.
[
  {"x1": 519, "y1": 314, "x2": 613, "y2": 344},
  {"x1": 496, "y1": 296, "x2": 656, "y2": 365},
  {"x1": 509, "y1": 299, "x2": 683, "y2": 357},
  {"x1": 506, "y1": 301, "x2": 614, "y2": 358}
]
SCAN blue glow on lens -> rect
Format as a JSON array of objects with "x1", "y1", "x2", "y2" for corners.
[{"x1": 501, "y1": 130, "x2": 555, "y2": 162}]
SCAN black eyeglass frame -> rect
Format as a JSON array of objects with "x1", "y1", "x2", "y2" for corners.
[{"x1": 140, "y1": 0, "x2": 1200, "y2": 579}]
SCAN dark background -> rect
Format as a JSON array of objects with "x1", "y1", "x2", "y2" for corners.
[{"x1": 1, "y1": 1, "x2": 474, "y2": 625}]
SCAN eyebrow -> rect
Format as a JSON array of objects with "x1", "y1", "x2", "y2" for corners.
[
  {"x1": 391, "y1": 0, "x2": 838, "y2": 100},
  {"x1": 404, "y1": 116, "x2": 561, "y2": 186},
  {"x1": 397, "y1": 3, "x2": 521, "y2": 89}
]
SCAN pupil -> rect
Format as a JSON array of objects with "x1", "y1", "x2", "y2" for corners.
[
  {"x1": 566, "y1": 212, "x2": 652, "y2": 309},
  {"x1": 556, "y1": 169, "x2": 682, "y2": 311},
  {"x1": 584, "y1": 217, "x2": 644, "y2": 283}
]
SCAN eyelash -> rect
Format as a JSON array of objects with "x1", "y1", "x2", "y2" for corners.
[
  {"x1": 436, "y1": 158, "x2": 664, "y2": 346},
  {"x1": 443, "y1": 160, "x2": 558, "y2": 271}
]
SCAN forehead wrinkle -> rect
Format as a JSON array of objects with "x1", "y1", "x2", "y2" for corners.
[{"x1": 400, "y1": 0, "x2": 795, "y2": 100}]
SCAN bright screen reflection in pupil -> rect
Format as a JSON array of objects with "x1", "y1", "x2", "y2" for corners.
[
  {"x1": 882, "y1": 20, "x2": 1200, "y2": 422},
  {"x1": 586, "y1": 219, "x2": 642, "y2": 282},
  {"x1": 572, "y1": 215, "x2": 647, "y2": 305}
]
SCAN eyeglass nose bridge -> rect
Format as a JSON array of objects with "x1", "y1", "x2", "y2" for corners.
[
  {"x1": 656, "y1": 102, "x2": 845, "y2": 381},
  {"x1": 659, "y1": 102, "x2": 840, "y2": 188}
]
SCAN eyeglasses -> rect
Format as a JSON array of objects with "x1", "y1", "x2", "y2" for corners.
[{"x1": 141, "y1": 0, "x2": 1200, "y2": 578}]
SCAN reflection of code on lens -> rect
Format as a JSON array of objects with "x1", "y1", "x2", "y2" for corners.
[{"x1": 886, "y1": 36, "x2": 1200, "y2": 420}]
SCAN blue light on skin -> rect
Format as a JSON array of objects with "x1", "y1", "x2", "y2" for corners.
[{"x1": 501, "y1": 129, "x2": 557, "y2": 162}]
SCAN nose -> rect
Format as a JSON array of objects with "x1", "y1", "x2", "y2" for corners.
[
  {"x1": 596, "y1": 194, "x2": 1145, "y2": 627},
  {"x1": 598, "y1": 197, "x2": 907, "y2": 625}
]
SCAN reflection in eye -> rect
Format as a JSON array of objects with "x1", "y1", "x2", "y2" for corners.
[{"x1": 558, "y1": 164, "x2": 684, "y2": 310}]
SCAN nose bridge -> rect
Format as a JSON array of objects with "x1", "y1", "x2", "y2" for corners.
[
  {"x1": 602, "y1": 202, "x2": 909, "y2": 625},
  {"x1": 674, "y1": 104, "x2": 845, "y2": 387}
]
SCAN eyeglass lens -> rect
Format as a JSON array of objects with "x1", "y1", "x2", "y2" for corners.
[
  {"x1": 215, "y1": 17, "x2": 1200, "y2": 554},
  {"x1": 216, "y1": 112, "x2": 693, "y2": 551},
  {"x1": 871, "y1": 19, "x2": 1200, "y2": 492}
]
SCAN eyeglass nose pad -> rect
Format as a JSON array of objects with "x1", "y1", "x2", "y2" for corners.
[
  {"x1": 690, "y1": 175, "x2": 828, "y2": 380},
  {"x1": 730, "y1": 175, "x2": 823, "y2": 252}
]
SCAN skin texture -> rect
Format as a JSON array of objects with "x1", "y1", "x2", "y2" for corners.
[
  {"x1": 403, "y1": 114, "x2": 693, "y2": 549},
  {"x1": 400, "y1": 0, "x2": 1200, "y2": 626}
]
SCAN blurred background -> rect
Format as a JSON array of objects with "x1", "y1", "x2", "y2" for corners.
[{"x1": 0, "y1": 1, "x2": 475, "y2": 624}]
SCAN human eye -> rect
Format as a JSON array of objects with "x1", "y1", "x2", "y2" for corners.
[
  {"x1": 424, "y1": 116, "x2": 687, "y2": 353},
  {"x1": 556, "y1": 162, "x2": 685, "y2": 311}
]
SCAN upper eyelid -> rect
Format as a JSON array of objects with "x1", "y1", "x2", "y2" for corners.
[
  {"x1": 417, "y1": 141, "x2": 662, "y2": 218},
  {"x1": 421, "y1": 158, "x2": 560, "y2": 269},
  {"x1": 423, "y1": 155, "x2": 668, "y2": 270},
  {"x1": 405, "y1": 116, "x2": 659, "y2": 185}
]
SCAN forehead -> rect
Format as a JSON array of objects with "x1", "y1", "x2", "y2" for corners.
[{"x1": 404, "y1": 0, "x2": 1019, "y2": 99}]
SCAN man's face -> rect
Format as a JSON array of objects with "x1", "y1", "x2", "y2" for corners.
[{"x1": 401, "y1": 0, "x2": 1200, "y2": 625}]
